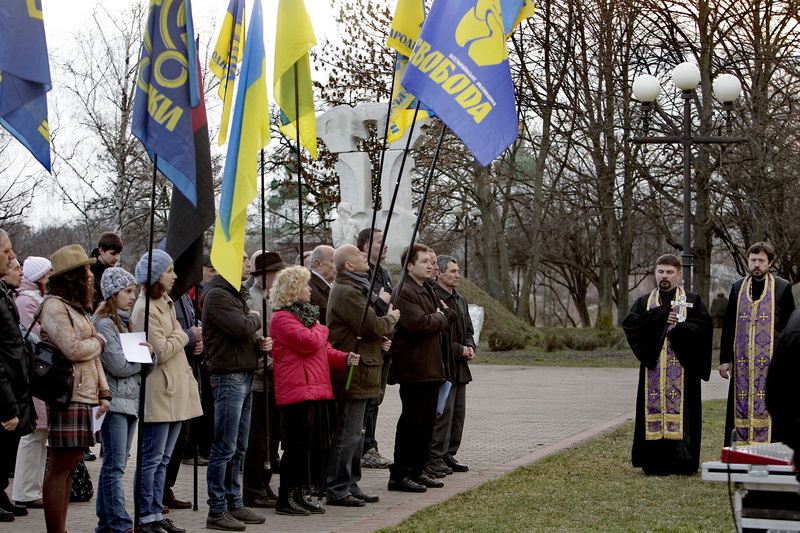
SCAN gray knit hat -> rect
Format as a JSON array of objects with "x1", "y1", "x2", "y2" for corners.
[
  {"x1": 101, "y1": 267, "x2": 136, "y2": 300},
  {"x1": 135, "y1": 249, "x2": 173, "y2": 285}
]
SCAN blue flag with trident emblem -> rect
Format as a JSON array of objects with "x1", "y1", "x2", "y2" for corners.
[
  {"x1": 402, "y1": 0, "x2": 534, "y2": 166},
  {"x1": 132, "y1": 0, "x2": 201, "y2": 206},
  {"x1": 0, "y1": 0, "x2": 52, "y2": 172}
]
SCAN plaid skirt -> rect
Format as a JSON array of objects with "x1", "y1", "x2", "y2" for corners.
[{"x1": 47, "y1": 402, "x2": 96, "y2": 448}]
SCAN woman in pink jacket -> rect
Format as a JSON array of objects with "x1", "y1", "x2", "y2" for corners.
[{"x1": 269, "y1": 266, "x2": 359, "y2": 516}]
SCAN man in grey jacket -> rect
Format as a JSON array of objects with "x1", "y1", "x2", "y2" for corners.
[{"x1": 201, "y1": 254, "x2": 270, "y2": 531}]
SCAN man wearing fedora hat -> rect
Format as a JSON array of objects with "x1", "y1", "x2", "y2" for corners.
[
  {"x1": 0, "y1": 230, "x2": 33, "y2": 521},
  {"x1": 243, "y1": 251, "x2": 286, "y2": 509}
]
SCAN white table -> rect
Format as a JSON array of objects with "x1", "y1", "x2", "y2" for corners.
[{"x1": 703, "y1": 461, "x2": 800, "y2": 531}]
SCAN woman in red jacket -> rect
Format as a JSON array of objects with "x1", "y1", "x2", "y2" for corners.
[{"x1": 269, "y1": 266, "x2": 359, "y2": 516}]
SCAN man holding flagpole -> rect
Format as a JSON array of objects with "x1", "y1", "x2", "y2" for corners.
[{"x1": 206, "y1": 0, "x2": 270, "y2": 528}]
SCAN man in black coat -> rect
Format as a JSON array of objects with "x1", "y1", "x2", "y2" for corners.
[
  {"x1": 388, "y1": 244, "x2": 455, "y2": 492},
  {"x1": 622, "y1": 254, "x2": 712, "y2": 475},
  {"x1": 0, "y1": 229, "x2": 33, "y2": 520},
  {"x1": 428, "y1": 255, "x2": 474, "y2": 477},
  {"x1": 357, "y1": 228, "x2": 395, "y2": 469}
]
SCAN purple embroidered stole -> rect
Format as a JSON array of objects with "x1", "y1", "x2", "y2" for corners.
[
  {"x1": 732, "y1": 274, "x2": 775, "y2": 444},
  {"x1": 644, "y1": 288, "x2": 686, "y2": 441}
]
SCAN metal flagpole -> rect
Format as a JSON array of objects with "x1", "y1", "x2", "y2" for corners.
[
  {"x1": 294, "y1": 64, "x2": 304, "y2": 259},
  {"x1": 134, "y1": 153, "x2": 159, "y2": 527},
  {"x1": 361, "y1": 54, "x2": 400, "y2": 277},
  {"x1": 391, "y1": 124, "x2": 448, "y2": 303},
  {"x1": 344, "y1": 100, "x2": 423, "y2": 389},
  {"x1": 259, "y1": 149, "x2": 271, "y2": 470}
]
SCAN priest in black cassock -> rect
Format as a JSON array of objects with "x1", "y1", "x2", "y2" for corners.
[{"x1": 623, "y1": 254, "x2": 713, "y2": 475}]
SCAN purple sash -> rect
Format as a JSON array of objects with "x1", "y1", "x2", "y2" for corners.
[
  {"x1": 644, "y1": 288, "x2": 686, "y2": 440},
  {"x1": 732, "y1": 274, "x2": 775, "y2": 444}
]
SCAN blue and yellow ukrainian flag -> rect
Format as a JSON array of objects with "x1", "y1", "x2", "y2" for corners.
[
  {"x1": 386, "y1": 0, "x2": 430, "y2": 144},
  {"x1": 210, "y1": 0, "x2": 270, "y2": 288},
  {"x1": 0, "y1": 0, "x2": 52, "y2": 172},
  {"x1": 209, "y1": 0, "x2": 245, "y2": 146},
  {"x1": 402, "y1": 0, "x2": 534, "y2": 166},
  {"x1": 132, "y1": 0, "x2": 201, "y2": 206},
  {"x1": 274, "y1": 0, "x2": 317, "y2": 159}
]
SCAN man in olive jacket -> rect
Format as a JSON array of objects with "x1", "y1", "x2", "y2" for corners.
[
  {"x1": 201, "y1": 255, "x2": 270, "y2": 529},
  {"x1": 388, "y1": 244, "x2": 455, "y2": 493},
  {"x1": 325, "y1": 245, "x2": 399, "y2": 506},
  {"x1": 0, "y1": 229, "x2": 32, "y2": 521}
]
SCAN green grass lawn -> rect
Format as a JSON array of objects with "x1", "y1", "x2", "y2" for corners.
[
  {"x1": 377, "y1": 400, "x2": 735, "y2": 532},
  {"x1": 474, "y1": 348, "x2": 636, "y2": 368}
]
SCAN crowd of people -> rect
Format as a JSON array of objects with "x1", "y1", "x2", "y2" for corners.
[{"x1": 0, "y1": 226, "x2": 477, "y2": 533}]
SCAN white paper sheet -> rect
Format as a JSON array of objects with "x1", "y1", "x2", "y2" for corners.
[
  {"x1": 120, "y1": 332, "x2": 152, "y2": 363},
  {"x1": 92, "y1": 406, "x2": 106, "y2": 433}
]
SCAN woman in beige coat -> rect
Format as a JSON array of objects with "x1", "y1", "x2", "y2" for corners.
[
  {"x1": 39, "y1": 245, "x2": 111, "y2": 533},
  {"x1": 131, "y1": 250, "x2": 202, "y2": 533}
]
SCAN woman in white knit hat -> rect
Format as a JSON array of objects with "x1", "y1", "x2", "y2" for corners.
[{"x1": 10, "y1": 256, "x2": 52, "y2": 510}]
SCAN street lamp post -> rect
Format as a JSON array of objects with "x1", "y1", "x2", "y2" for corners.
[{"x1": 631, "y1": 62, "x2": 747, "y2": 292}]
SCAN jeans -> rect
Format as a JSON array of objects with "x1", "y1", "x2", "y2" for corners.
[
  {"x1": 326, "y1": 399, "x2": 369, "y2": 500},
  {"x1": 137, "y1": 421, "x2": 182, "y2": 524},
  {"x1": 206, "y1": 372, "x2": 253, "y2": 514},
  {"x1": 96, "y1": 413, "x2": 137, "y2": 533}
]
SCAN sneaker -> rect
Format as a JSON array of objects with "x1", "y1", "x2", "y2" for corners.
[
  {"x1": 361, "y1": 447, "x2": 392, "y2": 468},
  {"x1": 229, "y1": 506, "x2": 266, "y2": 524},
  {"x1": 206, "y1": 511, "x2": 245, "y2": 531}
]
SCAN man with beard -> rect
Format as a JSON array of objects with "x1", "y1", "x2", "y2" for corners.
[
  {"x1": 720, "y1": 242, "x2": 795, "y2": 446},
  {"x1": 622, "y1": 254, "x2": 712, "y2": 475}
]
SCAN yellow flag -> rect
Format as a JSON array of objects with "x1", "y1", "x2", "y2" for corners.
[
  {"x1": 386, "y1": 0, "x2": 428, "y2": 144},
  {"x1": 274, "y1": 0, "x2": 317, "y2": 159},
  {"x1": 209, "y1": 0, "x2": 245, "y2": 145},
  {"x1": 387, "y1": 0, "x2": 425, "y2": 57},
  {"x1": 211, "y1": 0, "x2": 270, "y2": 287}
]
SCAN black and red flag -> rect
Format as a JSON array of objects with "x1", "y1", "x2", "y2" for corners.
[{"x1": 166, "y1": 54, "x2": 215, "y2": 299}]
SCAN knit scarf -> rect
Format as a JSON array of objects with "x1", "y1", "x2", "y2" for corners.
[
  {"x1": 342, "y1": 271, "x2": 371, "y2": 293},
  {"x1": 282, "y1": 301, "x2": 319, "y2": 328}
]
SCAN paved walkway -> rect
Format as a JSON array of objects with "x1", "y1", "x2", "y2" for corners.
[{"x1": 9, "y1": 365, "x2": 729, "y2": 533}]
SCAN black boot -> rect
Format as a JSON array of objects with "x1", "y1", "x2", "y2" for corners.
[
  {"x1": 292, "y1": 488, "x2": 325, "y2": 514},
  {"x1": 0, "y1": 492, "x2": 26, "y2": 516},
  {"x1": 275, "y1": 487, "x2": 309, "y2": 516}
]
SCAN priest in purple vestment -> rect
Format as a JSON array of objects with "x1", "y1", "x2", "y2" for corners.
[
  {"x1": 623, "y1": 254, "x2": 713, "y2": 475},
  {"x1": 719, "y1": 242, "x2": 795, "y2": 446}
]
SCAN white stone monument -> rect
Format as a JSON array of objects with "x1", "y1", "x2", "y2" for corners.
[{"x1": 317, "y1": 103, "x2": 428, "y2": 264}]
